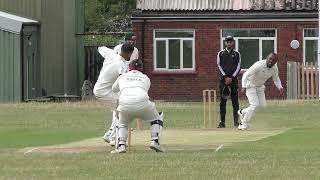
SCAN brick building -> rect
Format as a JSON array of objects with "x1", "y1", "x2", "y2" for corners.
[{"x1": 132, "y1": 0, "x2": 318, "y2": 101}]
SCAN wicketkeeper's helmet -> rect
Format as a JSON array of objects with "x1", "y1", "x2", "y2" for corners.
[{"x1": 129, "y1": 59, "x2": 143, "y2": 72}]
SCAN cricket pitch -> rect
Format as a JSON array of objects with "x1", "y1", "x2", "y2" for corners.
[{"x1": 19, "y1": 128, "x2": 287, "y2": 154}]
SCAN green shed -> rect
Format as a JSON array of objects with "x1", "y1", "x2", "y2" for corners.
[
  {"x1": 0, "y1": 11, "x2": 40, "y2": 102},
  {"x1": 0, "y1": 0, "x2": 84, "y2": 102}
]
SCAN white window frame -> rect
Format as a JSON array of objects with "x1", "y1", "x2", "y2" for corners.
[
  {"x1": 153, "y1": 29, "x2": 195, "y2": 71},
  {"x1": 303, "y1": 28, "x2": 318, "y2": 65},
  {"x1": 220, "y1": 29, "x2": 277, "y2": 70}
]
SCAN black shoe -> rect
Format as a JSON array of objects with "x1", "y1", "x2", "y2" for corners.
[
  {"x1": 217, "y1": 122, "x2": 225, "y2": 128},
  {"x1": 234, "y1": 122, "x2": 240, "y2": 127}
]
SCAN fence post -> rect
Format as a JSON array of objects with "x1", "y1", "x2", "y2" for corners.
[
  {"x1": 287, "y1": 61, "x2": 298, "y2": 99},
  {"x1": 301, "y1": 63, "x2": 305, "y2": 99},
  {"x1": 310, "y1": 62, "x2": 315, "y2": 99},
  {"x1": 297, "y1": 62, "x2": 301, "y2": 99},
  {"x1": 316, "y1": 64, "x2": 319, "y2": 100},
  {"x1": 306, "y1": 62, "x2": 310, "y2": 100}
]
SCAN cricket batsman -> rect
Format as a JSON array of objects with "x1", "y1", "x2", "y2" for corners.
[
  {"x1": 238, "y1": 52, "x2": 284, "y2": 130},
  {"x1": 100, "y1": 35, "x2": 139, "y2": 144},
  {"x1": 93, "y1": 43, "x2": 134, "y2": 144},
  {"x1": 111, "y1": 59, "x2": 164, "y2": 153}
]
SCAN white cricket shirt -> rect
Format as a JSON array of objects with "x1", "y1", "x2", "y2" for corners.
[
  {"x1": 94, "y1": 47, "x2": 129, "y2": 99},
  {"x1": 242, "y1": 60, "x2": 283, "y2": 89},
  {"x1": 112, "y1": 70, "x2": 150, "y2": 105}
]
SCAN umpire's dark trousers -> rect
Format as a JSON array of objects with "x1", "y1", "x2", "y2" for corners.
[{"x1": 219, "y1": 78, "x2": 239, "y2": 126}]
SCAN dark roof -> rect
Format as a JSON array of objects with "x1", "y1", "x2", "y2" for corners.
[{"x1": 136, "y1": 0, "x2": 318, "y2": 11}]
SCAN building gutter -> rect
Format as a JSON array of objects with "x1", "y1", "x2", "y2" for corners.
[
  {"x1": 142, "y1": 19, "x2": 145, "y2": 73},
  {"x1": 132, "y1": 10, "x2": 318, "y2": 22}
]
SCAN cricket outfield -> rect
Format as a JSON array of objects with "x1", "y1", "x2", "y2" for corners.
[{"x1": 0, "y1": 101, "x2": 319, "y2": 179}]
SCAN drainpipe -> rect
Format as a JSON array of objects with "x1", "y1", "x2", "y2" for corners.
[
  {"x1": 142, "y1": 19, "x2": 145, "y2": 73},
  {"x1": 318, "y1": 2, "x2": 320, "y2": 101},
  {"x1": 20, "y1": 28, "x2": 25, "y2": 101}
]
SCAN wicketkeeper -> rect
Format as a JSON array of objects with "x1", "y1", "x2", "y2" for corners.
[{"x1": 111, "y1": 59, "x2": 164, "y2": 154}]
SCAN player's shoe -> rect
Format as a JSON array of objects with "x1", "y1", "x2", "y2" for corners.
[
  {"x1": 238, "y1": 123, "x2": 249, "y2": 131},
  {"x1": 217, "y1": 122, "x2": 225, "y2": 128},
  {"x1": 234, "y1": 121, "x2": 240, "y2": 127},
  {"x1": 111, "y1": 144, "x2": 126, "y2": 154},
  {"x1": 150, "y1": 140, "x2": 163, "y2": 152}
]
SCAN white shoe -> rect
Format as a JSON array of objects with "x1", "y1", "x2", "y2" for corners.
[
  {"x1": 238, "y1": 124, "x2": 249, "y2": 131},
  {"x1": 111, "y1": 145, "x2": 126, "y2": 154},
  {"x1": 150, "y1": 140, "x2": 163, "y2": 152},
  {"x1": 237, "y1": 109, "x2": 244, "y2": 123}
]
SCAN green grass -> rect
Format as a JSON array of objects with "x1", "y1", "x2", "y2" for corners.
[
  {"x1": 0, "y1": 129, "x2": 98, "y2": 149},
  {"x1": 0, "y1": 101, "x2": 320, "y2": 179},
  {"x1": 0, "y1": 102, "x2": 108, "y2": 149}
]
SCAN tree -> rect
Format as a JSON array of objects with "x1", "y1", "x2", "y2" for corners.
[
  {"x1": 85, "y1": 0, "x2": 136, "y2": 33},
  {"x1": 85, "y1": 0, "x2": 104, "y2": 32}
]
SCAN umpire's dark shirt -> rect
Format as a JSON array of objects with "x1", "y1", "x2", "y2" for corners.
[{"x1": 217, "y1": 49, "x2": 241, "y2": 80}]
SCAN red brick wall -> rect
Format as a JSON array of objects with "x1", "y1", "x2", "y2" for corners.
[{"x1": 133, "y1": 21, "x2": 318, "y2": 101}]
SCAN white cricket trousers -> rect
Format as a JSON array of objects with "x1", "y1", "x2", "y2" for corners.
[
  {"x1": 116, "y1": 101, "x2": 163, "y2": 145},
  {"x1": 242, "y1": 86, "x2": 267, "y2": 124}
]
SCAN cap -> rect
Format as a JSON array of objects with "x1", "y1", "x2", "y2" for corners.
[
  {"x1": 225, "y1": 36, "x2": 234, "y2": 41},
  {"x1": 125, "y1": 32, "x2": 134, "y2": 41}
]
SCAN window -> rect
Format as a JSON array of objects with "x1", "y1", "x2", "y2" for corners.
[
  {"x1": 304, "y1": 28, "x2": 318, "y2": 65},
  {"x1": 221, "y1": 29, "x2": 277, "y2": 69},
  {"x1": 154, "y1": 30, "x2": 195, "y2": 71}
]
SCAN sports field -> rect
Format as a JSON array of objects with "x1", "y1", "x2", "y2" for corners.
[{"x1": 0, "y1": 101, "x2": 319, "y2": 179}]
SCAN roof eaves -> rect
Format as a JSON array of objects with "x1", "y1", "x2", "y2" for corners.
[{"x1": 0, "y1": 11, "x2": 39, "y2": 34}]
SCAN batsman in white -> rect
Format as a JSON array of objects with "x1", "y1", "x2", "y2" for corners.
[
  {"x1": 111, "y1": 59, "x2": 164, "y2": 154},
  {"x1": 99, "y1": 35, "x2": 139, "y2": 144},
  {"x1": 238, "y1": 52, "x2": 284, "y2": 130},
  {"x1": 93, "y1": 43, "x2": 135, "y2": 144}
]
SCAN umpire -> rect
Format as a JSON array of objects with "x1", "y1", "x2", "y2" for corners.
[{"x1": 217, "y1": 36, "x2": 241, "y2": 128}]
